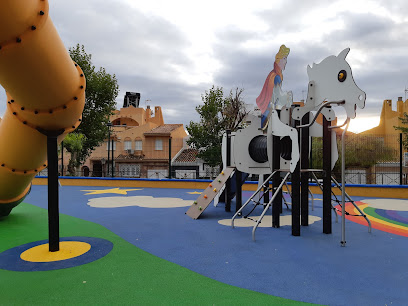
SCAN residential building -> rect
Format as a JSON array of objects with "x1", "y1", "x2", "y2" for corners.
[
  {"x1": 61, "y1": 93, "x2": 187, "y2": 178},
  {"x1": 357, "y1": 97, "x2": 408, "y2": 184},
  {"x1": 360, "y1": 97, "x2": 408, "y2": 144}
]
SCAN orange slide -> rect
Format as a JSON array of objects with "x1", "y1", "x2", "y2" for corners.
[{"x1": 0, "y1": 0, "x2": 85, "y2": 216}]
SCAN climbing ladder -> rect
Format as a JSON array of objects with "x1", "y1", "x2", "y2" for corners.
[{"x1": 186, "y1": 167, "x2": 235, "y2": 219}]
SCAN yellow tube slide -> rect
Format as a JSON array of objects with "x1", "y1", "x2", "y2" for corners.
[{"x1": 0, "y1": 0, "x2": 85, "y2": 216}]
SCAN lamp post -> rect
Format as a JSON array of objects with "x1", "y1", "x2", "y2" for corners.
[
  {"x1": 60, "y1": 141, "x2": 64, "y2": 176},
  {"x1": 107, "y1": 121, "x2": 112, "y2": 177},
  {"x1": 111, "y1": 135, "x2": 114, "y2": 178}
]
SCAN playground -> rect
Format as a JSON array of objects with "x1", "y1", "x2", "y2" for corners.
[
  {"x1": 1, "y1": 1, "x2": 408, "y2": 305},
  {"x1": 1, "y1": 180, "x2": 408, "y2": 305}
]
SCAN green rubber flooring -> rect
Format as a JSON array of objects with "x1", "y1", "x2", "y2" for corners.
[{"x1": 0, "y1": 203, "x2": 309, "y2": 305}]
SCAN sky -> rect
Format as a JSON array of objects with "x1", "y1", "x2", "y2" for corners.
[{"x1": 1, "y1": 0, "x2": 408, "y2": 133}]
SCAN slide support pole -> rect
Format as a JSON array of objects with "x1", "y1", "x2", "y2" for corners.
[{"x1": 40, "y1": 128, "x2": 65, "y2": 252}]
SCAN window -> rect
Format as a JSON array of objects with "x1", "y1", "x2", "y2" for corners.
[
  {"x1": 106, "y1": 141, "x2": 116, "y2": 150},
  {"x1": 135, "y1": 140, "x2": 143, "y2": 151},
  {"x1": 119, "y1": 164, "x2": 141, "y2": 177},
  {"x1": 124, "y1": 140, "x2": 132, "y2": 150},
  {"x1": 155, "y1": 139, "x2": 163, "y2": 150}
]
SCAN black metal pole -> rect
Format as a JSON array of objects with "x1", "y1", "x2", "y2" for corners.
[
  {"x1": 400, "y1": 133, "x2": 403, "y2": 185},
  {"x1": 168, "y1": 137, "x2": 172, "y2": 178},
  {"x1": 60, "y1": 141, "x2": 64, "y2": 176},
  {"x1": 47, "y1": 134, "x2": 60, "y2": 252},
  {"x1": 225, "y1": 130, "x2": 231, "y2": 212},
  {"x1": 310, "y1": 131, "x2": 313, "y2": 184},
  {"x1": 292, "y1": 120, "x2": 301, "y2": 236},
  {"x1": 235, "y1": 170, "x2": 242, "y2": 212},
  {"x1": 301, "y1": 115, "x2": 310, "y2": 226},
  {"x1": 111, "y1": 137, "x2": 114, "y2": 178},
  {"x1": 107, "y1": 129, "x2": 110, "y2": 177},
  {"x1": 272, "y1": 134, "x2": 281, "y2": 228},
  {"x1": 323, "y1": 115, "x2": 332, "y2": 234},
  {"x1": 263, "y1": 174, "x2": 270, "y2": 205}
]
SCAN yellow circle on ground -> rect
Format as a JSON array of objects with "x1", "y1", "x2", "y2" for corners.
[{"x1": 20, "y1": 241, "x2": 91, "y2": 262}]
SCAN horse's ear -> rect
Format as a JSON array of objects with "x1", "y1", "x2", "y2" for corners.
[
  {"x1": 307, "y1": 64, "x2": 312, "y2": 77},
  {"x1": 338, "y1": 48, "x2": 350, "y2": 59}
]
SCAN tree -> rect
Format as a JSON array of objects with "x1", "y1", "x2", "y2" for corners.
[
  {"x1": 394, "y1": 112, "x2": 408, "y2": 150},
  {"x1": 69, "y1": 44, "x2": 119, "y2": 164},
  {"x1": 186, "y1": 86, "x2": 248, "y2": 170},
  {"x1": 63, "y1": 133, "x2": 86, "y2": 176},
  {"x1": 223, "y1": 87, "x2": 248, "y2": 131},
  {"x1": 311, "y1": 134, "x2": 395, "y2": 179}
]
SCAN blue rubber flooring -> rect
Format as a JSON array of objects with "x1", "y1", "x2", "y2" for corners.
[{"x1": 25, "y1": 185, "x2": 408, "y2": 305}]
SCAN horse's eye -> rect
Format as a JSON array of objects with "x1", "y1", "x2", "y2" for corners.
[{"x1": 338, "y1": 70, "x2": 347, "y2": 82}]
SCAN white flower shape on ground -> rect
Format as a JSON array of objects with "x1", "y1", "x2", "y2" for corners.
[
  {"x1": 361, "y1": 199, "x2": 408, "y2": 211},
  {"x1": 87, "y1": 196, "x2": 192, "y2": 208},
  {"x1": 218, "y1": 215, "x2": 321, "y2": 227}
]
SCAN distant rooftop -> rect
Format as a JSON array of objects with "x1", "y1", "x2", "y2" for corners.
[
  {"x1": 144, "y1": 124, "x2": 183, "y2": 136},
  {"x1": 174, "y1": 148, "x2": 198, "y2": 163}
]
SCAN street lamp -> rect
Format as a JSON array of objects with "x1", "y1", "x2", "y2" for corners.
[
  {"x1": 106, "y1": 121, "x2": 114, "y2": 177},
  {"x1": 111, "y1": 134, "x2": 115, "y2": 178},
  {"x1": 107, "y1": 122, "x2": 112, "y2": 177}
]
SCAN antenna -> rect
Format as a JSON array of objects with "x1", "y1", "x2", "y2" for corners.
[
  {"x1": 405, "y1": 87, "x2": 408, "y2": 101},
  {"x1": 302, "y1": 90, "x2": 307, "y2": 101}
]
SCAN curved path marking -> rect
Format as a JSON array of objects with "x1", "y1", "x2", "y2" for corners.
[{"x1": 336, "y1": 200, "x2": 408, "y2": 237}]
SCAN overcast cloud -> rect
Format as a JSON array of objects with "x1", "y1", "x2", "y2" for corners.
[{"x1": 1, "y1": 0, "x2": 407, "y2": 132}]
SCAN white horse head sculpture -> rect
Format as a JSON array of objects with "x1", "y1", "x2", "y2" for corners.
[{"x1": 292, "y1": 48, "x2": 366, "y2": 120}]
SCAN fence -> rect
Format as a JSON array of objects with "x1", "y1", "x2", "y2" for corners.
[
  {"x1": 38, "y1": 133, "x2": 408, "y2": 185},
  {"x1": 314, "y1": 133, "x2": 407, "y2": 185}
]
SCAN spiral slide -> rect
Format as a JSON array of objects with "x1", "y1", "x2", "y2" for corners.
[{"x1": 0, "y1": 0, "x2": 85, "y2": 217}]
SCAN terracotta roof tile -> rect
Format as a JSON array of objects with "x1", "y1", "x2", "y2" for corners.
[
  {"x1": 144, "y1": 124, "x2": 183, "y2": 136},
  {"x1": 115, "y1": 154, "x2": 144, "y2": 161},
  {"x1": 174, "y1": 148, "x2": 198, "y2": 162}
]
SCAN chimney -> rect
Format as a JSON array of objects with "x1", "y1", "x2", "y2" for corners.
[
  {"x1": 146, "y1": 105, "x2": 151, "y2": 120},
  {"x1": 397, "y1": 97, "x2": 403, "y2": 115},
  {"x1": 154, "y1": 106, "x2": 164, "y2": 126}
]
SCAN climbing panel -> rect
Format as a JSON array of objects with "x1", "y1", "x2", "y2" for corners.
[{"x1": 186, "y1": 167, "x2": 235, "y2": 219}]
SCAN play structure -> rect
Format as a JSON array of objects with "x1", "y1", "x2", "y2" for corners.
[
  {"x1": 187, "y1": 46, "x2": 372, "y2": 246},
  {"x1": 0, "y1": 0, "x2": 85, "y2": 216},
  {"x1": 0, "y1": 0, "x2": 85, "y2": 251}
]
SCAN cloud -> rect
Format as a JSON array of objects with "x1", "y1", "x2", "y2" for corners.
[
  {"x1": 1, "y1": 0, "x2": 408, "y2": 135},
  {"x1": 209, "y1": 7, "x2": 408, "y2": 130}
]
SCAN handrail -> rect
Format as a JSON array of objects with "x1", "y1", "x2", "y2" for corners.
[{"x1": 297, "y1": 100, "x2": 345, "y2": 129}]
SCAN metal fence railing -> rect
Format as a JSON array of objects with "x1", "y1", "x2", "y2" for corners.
[{"x1": 37, "y1": 133, "x2": 408, "y2": 185}]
